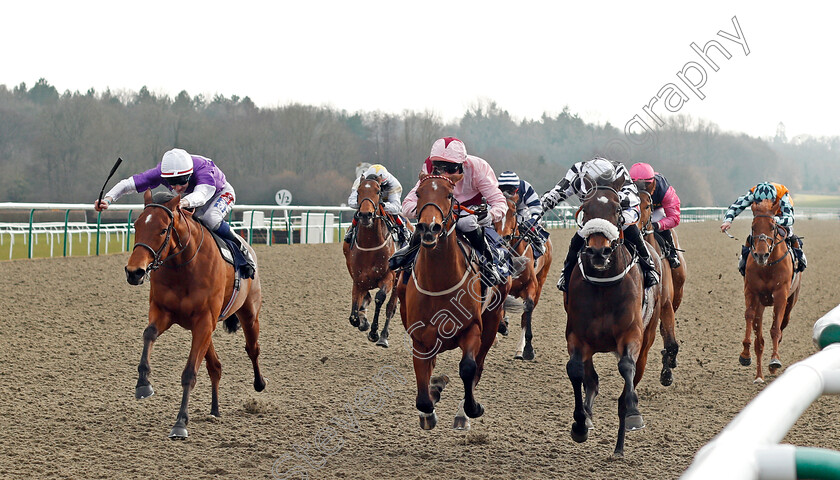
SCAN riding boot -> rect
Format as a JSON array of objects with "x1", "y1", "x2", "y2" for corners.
[
  {"x1": 738, "y1": 236, "x2": 751, "y2": 276},
  {"x1": 463, "y1": 228, "x2": 504, "y2": 287},
  {"x1": 790, "y1": 235, "x2": 807, "y2": 272},
  {"x1": 658, "y1": 229, "x2": 681, "y2": 268},
  {"x1": 388, "y1": 231, "x2": 421, "y2": 271},
  {"x1": 344, "y1": 220, "x2": 357, "y2": 244},
  {"x1": 216, "y1": 221, "x2": 256, "y2": 278},
  {"x1": 557, "y1": 232, "x2": 585, "y2": 292},
  {"x1": 625, "y1": 224, "x2": 659, "y2": 288},
  {"x1": 397, "y1": 223, "x2": 411, "y2": 248}
]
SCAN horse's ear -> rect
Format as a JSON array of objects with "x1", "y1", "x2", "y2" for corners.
[
  {"x1": 419, "y1": 172, "x2": 429, "y2": 181},
  {"x1": 449, "y1": 173, "x2": 464, "y2": 184},
  {"x1": 143, "y1": 189, "x2": 153, "y2": 205},
  {"x1": 167, "y1": 194, "x2": 181, "y2": 210}
]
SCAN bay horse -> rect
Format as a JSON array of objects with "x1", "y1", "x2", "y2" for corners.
[
  {"x1": 343, "y1": 177, "x2": 398, "y2": 347},
  {"x1": 126, "y1": 190, "x2": 265, "y2": 439},
  {"x1": 739, "y1": 199, "x2": 802, "y2": 383},
  {"x1": 564, "y1": 184, "x2": 661, "y2": 458},
  {"x1": 495, "y1": 193, "x2": 553, "y2": 360},
  {"x1": 637, "y1": 188, "x2": 686, "y2": 386},
  {"x1": 398, "y1": 174, "x2": 509, "y2": 430}
]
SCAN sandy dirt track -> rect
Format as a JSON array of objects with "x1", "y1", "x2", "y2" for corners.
[{"x1": 1, "y1": 220, "x2": 840, "y2": 480}]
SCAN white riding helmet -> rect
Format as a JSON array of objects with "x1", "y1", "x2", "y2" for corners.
[
  {"x1": 581, "y1": 157, "x2": 616, "y2": 184},
  {"x1": 161, "y1": 149, "x2": 194, "y2": 177}
]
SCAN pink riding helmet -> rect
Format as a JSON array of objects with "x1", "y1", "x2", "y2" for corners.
[
  {"x1": 429, "y1": 137, "x2": 467, "y2": 164},
  {"x1": 629, "y1": 162, "x2": 656, "y2": 181}
]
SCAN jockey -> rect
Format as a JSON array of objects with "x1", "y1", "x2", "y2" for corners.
[
  {"x1": 393, "y1": 137, "x2": 523, "y2": 286},
  {"x1": 344, "y1": 164, "x2": 412, "y2": 247},
  {"x1": 629, "y1": 162, "x2": 682, "y2": 268},
  {"x1": 94, "y1": 148, "x2": 256, "y2": 278},
  {"x1": 497, "y1": 170, "x2": 549, "y2": 259},
  {"x1": 541, "y1": 157, "x2": 660, "y2": 292},
  {"x1": 720, "y1": 181, "x2": 806, "y2": 275}
]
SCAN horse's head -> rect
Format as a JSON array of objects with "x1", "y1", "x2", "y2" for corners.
[
  {"x1": 579, "y1": 186, "x2": 622, "y2": 271},
  {"x1": 125, "y1": 190, "x2": 189, "y2": 284},
  {"x1": 636, "y1": 187, "x2": 653, "y2": 233},
  {"x1": 414, "y1": 173, "x2": 460, "y2": 248},
  {"x1": 749, "y1": 199, "x2": 782, "y2": 266},
  {"x1": 495, "y1": 192, "x2": 519, "y2": 239},
  {"x1": 355, "y1": 176, "x2": 382, "y2": 228}
]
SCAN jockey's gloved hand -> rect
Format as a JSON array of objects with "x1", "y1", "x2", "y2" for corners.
[
  {"x1": 456, "y1": 214, "x2": 480, "y2": 231},
  {"x1": 523, "y1": 217, "x2": 539, "y2": 230},
  {"x1": 652, "y1": 221, "x2": 661, "y2": 232},
  {"x1": 541, "y1": 190, "x2": 563, "y2": 211}
]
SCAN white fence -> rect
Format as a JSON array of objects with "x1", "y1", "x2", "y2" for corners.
[
  {"x1": 681, "y1": 304, "x2": 840, "y2": 479},
  {"x1": 0, "y1": 202, "x2": 836, "y2": 259}
]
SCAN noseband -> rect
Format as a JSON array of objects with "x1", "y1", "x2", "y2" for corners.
[{"x1": 133, "y1": 203, "x2": 197, "y2": 271}]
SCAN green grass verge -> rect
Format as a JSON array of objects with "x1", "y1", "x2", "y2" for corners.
[
  {"x1": 1, "y1": 232, "x2": 133, "y2": 261},
  {"x1": 792, "y1": 194, "x2": 840, "y2": 208}
]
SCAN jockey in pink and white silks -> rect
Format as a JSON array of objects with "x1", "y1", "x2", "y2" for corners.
[
  {"x1": 392, "y1": 137, "x2": 523, "y2": 286},
  {"x1": 540, "y1": 157, "x2": 660, "y2": 292},
  {"x1": 94, "y1": 148, "x2": 256, "y2": 277}
]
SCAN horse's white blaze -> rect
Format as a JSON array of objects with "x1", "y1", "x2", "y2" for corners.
[
  {"x1": 597, "y1": 196, "x2": 608, "y2": 204},
  {"x1": 144, "y1": 214, "x2": 152, "y2": 225}
]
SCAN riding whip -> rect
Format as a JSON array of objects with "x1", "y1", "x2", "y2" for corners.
[{"x1": 98, "y1": 157, "x2": 123, "y2": 205}]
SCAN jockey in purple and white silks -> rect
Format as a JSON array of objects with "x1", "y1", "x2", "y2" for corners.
[
  {"x1": 94, "y1": 148, "x2": 256, "y2": 277},
  {"x1": 540, "y1": 157, "x2": 660, "y2": 292}
]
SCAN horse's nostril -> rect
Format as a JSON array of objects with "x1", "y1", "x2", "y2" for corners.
[
  {"x1": 584, "y1": 247, "x2": 595, "y2": 255},
  {"x1": 430, "y1": 224, "x2": 442, "y2": 234}
]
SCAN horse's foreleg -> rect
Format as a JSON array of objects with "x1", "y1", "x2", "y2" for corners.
[
  {"x1": 521, "y1": 296, "x2": 536, "y2": 361},
  {"x1": 567, "y1": 349, "x2": 589, "y2": 443},
  {"x1": 413, "y1": 354, "x2": 437, "y2": 430},
  {"x1": 135, "y1": 312, "x2": 171, "y2": 400},
  {"x1": 753, "y1": 304, "x2": 766, "y2": 384},
  {"x1": 740, "y1": 297, "x2": 758, "y2": 367},
  {"x1": 170, "y1": 322, "x2": 213, "y2": 439},
  {"x1": 615, "y1": 351, "x2": 644, "y2": 458},
  {"x1": 659, "y1": 302, "x2": 679, "y2": 386},
  {"x1": 458, "y1": 323, "x2": 484, "y2": 419},
  {"x1": 582, "y1": 358, "x2": 599, "y2": 430},
  {"x1": 205, "y1": 341, "x2": 222, "y2": 417},
  {"x1": 367, "y1": 283, "x2": 388, "y2": 343},
  {"x1": 377, "y1": 279, "x2": 398, "y2": 348},
  {"x1": 769, "y1": 289, "x2": 789, "y2": 375},
  {"x1": 349, "y1": 284, "x2": 362, "y2": 328}
]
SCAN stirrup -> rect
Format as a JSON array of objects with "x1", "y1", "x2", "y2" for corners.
[
  {"x1": 556, "y1": 273, "x2": 568, "y2": 292},
  {"x1": 668, "y1": 255, "x2": 681, "y2": 269},
  {"x1": 643, "y1": 270, "x2": 660, "y2": 288}
]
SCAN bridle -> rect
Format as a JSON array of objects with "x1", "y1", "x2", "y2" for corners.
[
  {"x1": 355, "y1": 180, "x2": 384, "y2": 223},
  {"x1": 638, "y1": 190, "x2": 654, "y2": 235},
  {"x1": 578, "y1": 185, "x2": 625, "y2": 248},
  {"x1": 416, "y1": 175, "x2": 460, "y2": 241},
  {"x1": 750, "y1": 214, "x2": 789, "y2": 266},
  {"x1": 133, "y1": 203, "x2": 201, "y2": 271}
]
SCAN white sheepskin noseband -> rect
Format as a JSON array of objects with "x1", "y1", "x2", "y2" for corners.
[{"x1": 580, "y1": 218, "x2": 619, "y2": 241}]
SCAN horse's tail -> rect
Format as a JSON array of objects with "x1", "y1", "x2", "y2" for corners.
[{"x1": 223, "y1": 314, "x2": 241, "y2": 334}]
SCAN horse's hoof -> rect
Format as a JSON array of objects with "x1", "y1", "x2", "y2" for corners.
[
  {"x1": 571, "y1": 422, "x2": 589, "y2": 443},
  {"x1": 610, "y1": 451, "x2": 625, "y2": 461},
  {"x1": 739, "y1": 356, "x2": 751, "y2": 366},
  {"x1": 358, "y1": 318, "x2": 370, "y2": 332},
  {"x1": 585, "y1": 417, "x2": 594, "y2": 429},
  {"x1": 453, "y1": 415, "x2": 471, "y2": 430},
  {"x1": 514, "y1": 352, "x2": 524, "y2": 360},
  {"x1": 169, "y1": 425, "x2": 189, "y2": 439},
  {"x1": 660, "y1": 369, "x2": 673, "y2": 387},
  {"x1": 497, "y1": 319, "x2": 509, "y2": 336},
  {"x1": 522, "y1": 345, "x2": 535, "y2": 361},
  {"x1": 254, "y1": 376, "x2": 267, "y2": 392},
  {"x1": 625, "y1": 414, "x2": 645, "y2": 431},
  {"x1": 430, "y1": 374, "x2": 450, "y2": 390},
  {"x1": 349, "y1": 316, "x2": 359, "y2": 328},
  {"x1": 769, "y1": 359, "x2": 782, "y2": 373},
  {"x1": 669, "y1": 357, "x2": 678, "y2": 369},
  {"x1": 135, "y1": 384, "x2": 155, "y2": 399},
  {"x1": 465, "y1": 402, "x2": 484, "y2": 419},
  {"x1": 367, "y1": 330, "x2": 379, "y2": 343},
  {"x1": 753, "y1": 377, "x2": 765, "y2": 384},
  {"x1": 375, "y1": 336, "x2": 389, "y2": 348},
  {"x1": 419, "y1": 410, "x2": 437, "y2": 430}
]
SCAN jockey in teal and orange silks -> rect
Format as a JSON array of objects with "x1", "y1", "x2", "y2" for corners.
[{"x1": 720, "y1": 181, "x2": 806, "y2": 275}]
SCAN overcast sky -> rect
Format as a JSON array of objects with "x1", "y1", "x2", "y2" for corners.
[{"x1": 3, "y1": 1, "x2": 838, "y2": 139}]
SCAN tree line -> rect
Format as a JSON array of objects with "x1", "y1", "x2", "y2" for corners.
[{"x1": 1, "y1": 79, "x2": 837, "y2": 208}]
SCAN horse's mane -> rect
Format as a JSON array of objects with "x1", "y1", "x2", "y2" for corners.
[{"x1": 153, "y1": 191, "x2": 177, "y2": 204}]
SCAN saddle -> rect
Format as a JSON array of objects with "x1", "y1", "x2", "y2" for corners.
[{"x1": 206, "y1": 226, "x2": 251, "y2": 283}]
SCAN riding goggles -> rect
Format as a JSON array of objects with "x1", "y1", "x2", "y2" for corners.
[
  {"x1": 167, "y1": 174, "x2": 191, "y2": 186},
  {"x1": 431, "y1": 161, "x2": 463, "y2": 175}
]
